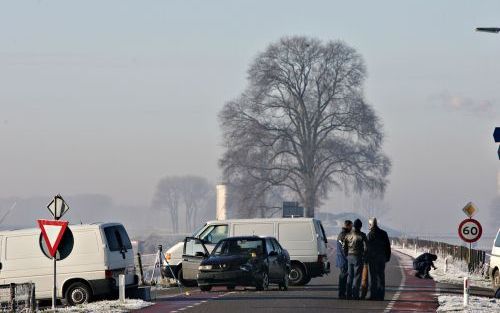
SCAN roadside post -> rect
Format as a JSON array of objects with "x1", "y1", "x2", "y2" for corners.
[
  {"x1": 39, "y1": 194, "x2": 72, "y2": 310},
  {"x1": 463, "y1": 277, "x2": 469, "y2": 306}
]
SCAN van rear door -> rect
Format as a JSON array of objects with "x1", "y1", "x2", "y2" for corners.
[{"x1": 103, "y1": 225, "x2": 135, "y2": 285}]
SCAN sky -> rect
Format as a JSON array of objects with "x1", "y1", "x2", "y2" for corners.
[{"x1": 0, "y1": 0, "x2": 499, "y2": 238}]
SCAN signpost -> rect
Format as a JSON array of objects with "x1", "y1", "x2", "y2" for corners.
[
  {"x1": 38, "y1": 194, "x2": 71, "y2": 310},
  {"x1": 458, "y1": 202, "x2": 482, "y2": 272}
]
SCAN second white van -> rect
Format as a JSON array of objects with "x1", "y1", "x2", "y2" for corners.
[{"x1": 164, "y1": 218, "x2": 330, "y2": 286}]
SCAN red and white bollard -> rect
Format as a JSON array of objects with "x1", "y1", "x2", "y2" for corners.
[{"x1": 463, "y1": 276, "x2": 469, "y2": 307}]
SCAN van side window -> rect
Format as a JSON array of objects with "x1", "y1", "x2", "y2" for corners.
[
  {"x1": 104, "y1": 225, "x2": 132, "y2": 251},
  {"x1": 200, "y1": 225, "x2": 228, "y2": 244}
]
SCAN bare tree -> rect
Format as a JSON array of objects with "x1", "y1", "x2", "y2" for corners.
[
  {"x1": 178, "y1": 176, "x2": 212, "y2": 231},
  {"x1": 152, "y1": 176, "x2": 181, "y2": 233},
  {"x1": 152, "y1": 175, "x2": 214, "y2": 233},
  {"x1": 219, "y1": 36, "x2": 391, "y2": 217}
]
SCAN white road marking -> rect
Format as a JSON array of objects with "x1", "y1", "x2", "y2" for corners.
[{"x1": 384, "y1": 254, "x2": 407, "y2": 313}]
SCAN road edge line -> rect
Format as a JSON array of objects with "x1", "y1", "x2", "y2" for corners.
[{"x1": 383, "y1": 251, "x2": 407, "y2": 313}]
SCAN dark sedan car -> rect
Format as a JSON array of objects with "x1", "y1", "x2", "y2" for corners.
[{"x1": 194, "y1": 236, "x2": 290, "y2": 291}]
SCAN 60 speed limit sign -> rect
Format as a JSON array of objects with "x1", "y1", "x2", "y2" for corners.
[{"x1": 458, "y1": 218, "x2": 482, "y2": 243}]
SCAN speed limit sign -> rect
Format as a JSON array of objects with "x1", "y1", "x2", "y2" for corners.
[{"x1": 458, "y1": 218, "x2": 482, "y2": 243}]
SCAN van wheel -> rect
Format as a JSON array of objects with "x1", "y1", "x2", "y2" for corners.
[
  {"x1": 493, "y1": 268, "x2": 500, "y2": 288},
  {"x1": 289, "y1": 263, "x2": 306, "y2": 286},
  {"x1": 66, "y1": 282, "x2": 91, "y2": 305}
]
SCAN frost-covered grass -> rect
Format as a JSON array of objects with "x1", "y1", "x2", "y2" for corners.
[
  {"x1": 43, "y1": 299, "x2": 153, "y2": 313},
  {"x1": 394, "y1": 246, "x2": 492, "y2": 289},
  {"x1": 437, "y1": 295, "x2": 500, "y2": 312}
]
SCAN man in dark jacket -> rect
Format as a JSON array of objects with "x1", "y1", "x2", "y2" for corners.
[
  {"x1": 336, "y1": 220, "x2": 352, "y2": 299},
  {"x1": 413, "y1": 252, "x2": 437, "y2": 279},
  {"x1": 344, "y1": 219, "x2": 367, "y2": 300},
  {"x1": 366, "y1": 217, "x2": 391, "y2": 301}
]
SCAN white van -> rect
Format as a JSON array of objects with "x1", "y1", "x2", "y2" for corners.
[
  {"x1": 165, "y1": 218, "x2": 330, "y2": 286},
  {"x1": 490, "y1": 228, "x2": 500, "y2": 288},
  {"x1": 0, "y1": 223, "x2": 138, "y2": 305}
]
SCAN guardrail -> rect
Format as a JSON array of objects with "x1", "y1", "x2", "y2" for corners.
[
  {"x1": 392, "y1": 237, "x2": 488, "y2": 275},
  {"x1": 0, "y1": 283, "x2": 36, "y2": 312}
]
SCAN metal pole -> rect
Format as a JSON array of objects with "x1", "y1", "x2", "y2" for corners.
[
  {"x1": 468, "y1": 243, "x2": 472, "y2": 272},
  {"x1": 53, "y1": 257, "x2": 56, "y2": 310}
]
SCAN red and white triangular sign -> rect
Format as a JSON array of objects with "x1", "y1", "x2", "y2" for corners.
[{"x1": 38, "y1": 219, "x2": 68, "y2": 257}]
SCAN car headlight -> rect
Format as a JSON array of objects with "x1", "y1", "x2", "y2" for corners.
[{"x1": 199, "y1": 265, "x2": 213, "y2": 270}]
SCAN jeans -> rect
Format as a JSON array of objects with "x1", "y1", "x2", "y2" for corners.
[
  {"x1": 338, "y1": 263, "x2": 348, "y2": 298},
  {"x1": 369, "y1": 258, "x2": 386, "y2": 300},
  {"x1": 346, "y1": 255, "x2": 363, "y2": 299}
]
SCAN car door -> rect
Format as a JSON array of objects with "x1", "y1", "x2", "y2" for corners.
[
  {"x1": 265, "y1": 239, "x2": 281, "y2": 280},
  {"x1": 272, "y1": 238, "x2": 287, "y2": 276},
  {"x1": 182, "y1": 237, "x2": 209, "y2": 281}
]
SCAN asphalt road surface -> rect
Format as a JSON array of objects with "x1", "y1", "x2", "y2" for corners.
[{"x1": 138, "y1": 248, "x2": 445, "y2": 313}]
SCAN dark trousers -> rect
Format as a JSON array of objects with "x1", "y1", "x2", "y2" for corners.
[
  {"x1": 338, "y1": 263, "x2": 348, "y2": 298},
  {"x1": 346, "y1": 255, "x2": 363, "y2": 299},
  {"x1": 369, "y1": 259, "x2": 386, "y2": 300},
  {"x1": 414, "y1": 261, "x2": 431, "y2": 276}
]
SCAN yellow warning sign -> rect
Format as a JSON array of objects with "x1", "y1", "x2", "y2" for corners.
[{"x1": 462, "y1": 202, "x2": 477, "y2": 218}]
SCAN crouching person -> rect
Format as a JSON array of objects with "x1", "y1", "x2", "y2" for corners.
[{"x1": 413, "y1": 252, "x2": 437, "y2": 279}]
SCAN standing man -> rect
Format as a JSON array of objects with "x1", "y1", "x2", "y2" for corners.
[
  {"x1": 366, "y1": 217, "x2": 391, "y2": 301},
  {"x1": 336, "y1": 220, "x2": 352, "y2": 299},
  {"x1": 344, "y1": 219, "x2": 367, "y2": 300}
]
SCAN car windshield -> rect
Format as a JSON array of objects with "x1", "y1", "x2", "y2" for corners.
[{"x1": 212, "y1": 238, "x2": 264, "y2": 256}]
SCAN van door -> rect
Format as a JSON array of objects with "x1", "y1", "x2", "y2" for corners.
[
  {"x1": 103, "y1": 225, "x2": 135, "y2": 285},
  {"x1": 197, "y1": 224, "x2": 229, "y2": 252},
  {"x1": 182, "y1": 237, "x2": 209, "y2": 281}
]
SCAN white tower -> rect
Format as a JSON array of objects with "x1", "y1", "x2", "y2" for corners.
[{"x1": 216, "y1": 184, "x2": 228, "y2": 220}]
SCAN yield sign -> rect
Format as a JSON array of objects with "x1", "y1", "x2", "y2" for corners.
[{"x1": 38, "y1": 219, "x2": 68, "y2": 257}]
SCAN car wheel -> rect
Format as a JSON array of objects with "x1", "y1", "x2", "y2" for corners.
[
  {"x1": 279, "y1": 272, "x2": 289, "y2": 291},
  {"x1": 289, "y1": 263, "x2": 306, "y2": 286},
  {"x1": 493, "y1": 268, "x2": 500, "y2": 288},
  {"x1": 199, "y1": 285, "x2": 212, "y2": 292},
  {"x1": 227, "y1": 285, "x2": 236, "y2": 291},
  {"x1": 66, "y1": 282, "x2": 91, "y2": 306},
  {"x1": 256, "y1": 271, "x2": 269, "y2": 291}
]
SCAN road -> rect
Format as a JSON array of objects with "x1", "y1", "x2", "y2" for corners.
[{"x1": 138, "y1": 249, "x2": 442, "y2": 313}]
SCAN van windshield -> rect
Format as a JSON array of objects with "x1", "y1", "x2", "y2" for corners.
[
  {"x1": 495, "y1": 230, "x2": 500, "y2": 247},
  {"x1": 104, "y1": 225, "x2": 132, "y2": 252},
  {"x1": 192, "y1": 223, "x2": 207, "y2": 237}
]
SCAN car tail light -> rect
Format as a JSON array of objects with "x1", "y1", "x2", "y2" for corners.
[{"x1": 105, "y1": 270, "x2": 113, "y2": 279}]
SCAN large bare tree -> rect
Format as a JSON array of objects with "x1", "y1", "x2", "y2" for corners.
[{"x1": 219, "y1": 36, "x2": 391, "y2": 217}]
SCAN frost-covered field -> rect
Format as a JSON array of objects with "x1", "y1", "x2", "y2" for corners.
[
  {"x1": 44, "y1": 299, "x2": 153, "y2": 313},
  {"x1": 436, "y1": 295, "x2": 500, "y2": 312},
  {"x1": 394, "y1": 246, "x2": 492, "y2": 289}
]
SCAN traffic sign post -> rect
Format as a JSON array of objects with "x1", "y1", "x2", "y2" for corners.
[
  {"x1": 458, "y1": 217, "x2": 482, "y2": 273},
  {"x1": 40, "y1": 194, "x2": 72, "y2": 310}
]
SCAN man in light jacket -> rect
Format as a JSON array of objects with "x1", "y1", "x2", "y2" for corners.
[{"x1": 336, "y1": 220, "x2": 352, "y2": 299}]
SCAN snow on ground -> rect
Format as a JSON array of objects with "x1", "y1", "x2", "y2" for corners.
[
  {"x1": 44, "y1": 299, "x2": 153, "y2": 313},
  {"x1": 394, "y1": 246, "x2": 492, "y2": 290},
  {"x1": 437, "y1": 295, "x2": 500, "y2": 312}
]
